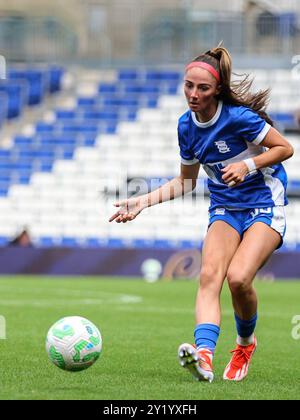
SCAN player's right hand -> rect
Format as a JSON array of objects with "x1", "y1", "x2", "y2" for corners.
[{"x1": 109, "y1": 198, "x2": 145, "y2": 223}]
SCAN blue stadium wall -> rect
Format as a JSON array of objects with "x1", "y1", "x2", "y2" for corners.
[{"x1": 0, "y1": 246, "x2": 299, "y2": 279}]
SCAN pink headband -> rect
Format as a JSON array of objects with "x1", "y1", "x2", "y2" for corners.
[{"x1": 185, "y1": 62, "x2": 221, "y2": 83}]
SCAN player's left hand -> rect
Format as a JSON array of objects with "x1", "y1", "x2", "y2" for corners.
[{"x1": 221, "y1": 162, "x2": 249, "y2": 187}]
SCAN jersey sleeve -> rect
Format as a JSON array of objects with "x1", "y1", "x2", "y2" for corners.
[
  {"x1": 235, "y1": 107, "x2": 271, "y2": 145},
  {"x1": 178, "y1": 123, "x2": 199, "y2": 165}
]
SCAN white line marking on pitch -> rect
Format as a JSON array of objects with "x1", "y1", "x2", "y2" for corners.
[{"x1": 0, "y1": 294, "x2": 143, "y2": 307}]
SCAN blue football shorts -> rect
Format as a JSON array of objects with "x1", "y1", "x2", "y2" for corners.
[{"x1": 208, "y1": 206, "x2": 286, "y2": 249}]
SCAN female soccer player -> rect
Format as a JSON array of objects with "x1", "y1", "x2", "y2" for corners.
[{"x1": 109, "y1": 46, "x2": 294, "y2": 383}]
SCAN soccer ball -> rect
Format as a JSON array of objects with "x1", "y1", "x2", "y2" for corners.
[{"x1": 46, "y1": 316, "x2": 102, "y2": 372}]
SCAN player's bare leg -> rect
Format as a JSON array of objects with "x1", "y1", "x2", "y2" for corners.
[
  {"x1": 227, "y1": 222, "x2": 281, "y2": 319},
  {"x1": 195, "y1": 221, "x2": 241, "y2": 326},
  {"x1": 179, "y1": 221, "x2": 240, "y2": 382},
  {"x1": 223, "y1": 222, "x2": 281, "y2": 381}
]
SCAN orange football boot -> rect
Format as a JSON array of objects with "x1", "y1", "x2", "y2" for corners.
[
  {"x1": 178, "y1": 343, "x2": 214, "y2": 383},
  {"x1": 223, "y1": 336, "x2": 257, "y2": 381}
]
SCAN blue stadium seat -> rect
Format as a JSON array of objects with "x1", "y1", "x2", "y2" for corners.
[
  {"x1": 62, "y1": 151, "x2": 74, "y2": 160},
  {"x1": 82, "y1": 137, "x2": 96, "y2": 147},
  {"x1": 14, "y1": 169, "x2": 33, "y2": 180},
  {"x1": 55, "y1": 110, "x2": 77, "y2": 120},
  {"x1": 105, "y1": 124, "x2": 117, "y2": 134},
  {"x1": 125, "y1": 111, "x2": 137, "y2": 121},
  {"x1": 167, "y1": 84, "x2": 179, "y2": 95},
  {"x1": 125, "y1": 84, "x2": 160, "y2": 94},
  {"x1": 146, "y1": 98, "x2": 158, "y2": 108},
  {"x1": 0, "y1": 162, "x2": 15, "y2": 170},
  {"x1": 9, "y1": 69, "x2": 46, "y2": 106},
  {"x1": 0, "y1": 81, "x2": 26, "y2": 119},
  {"x1": 38, "y1": 162, "x2": 53, "y2": 172},
  {"x1": 57, "y1": 139, "x2": 77, "y2": 147},
  {"x1": 0, "y1": 187, "x2": 8, "y2": 196},
  {"x1": 39, "y1": 133, "x2": 76, "y2": 142},
  {"x1": 77, "y1": 97, "x2": 97, "y2": 106},
  {"x1": 0, "y1": 68, "x2": 67, "y2": 198},
  {"x1": 24, "y1": 69, "x2": 46, "y2": 105},
  {"x1": 103, "y1": 98, "x2": 139, "y2": 107},
  {"x1": 14, "y1": 160, "x2": 34, "y2": 170},
  {"x1": 0, "y1": 180, "x2": 10, "y2": 190},
  {"x1": 17, "y1": 175, "x2": 31, "y2": 185},
  {"x1": 95, "y1": 107, "x2": 136, "y2": 121},
  {"x1": 37, "y1": 150, "x2": 56, "y2": 159},
  {"x1": 35, "y1": 122, "x2": 56, "y2": 133},
  {"x1": 62, "y1": 124, "x2": 99, "y2": 134},
  {"x1": 83, "y1": 111, "x2": 119, "y2": 121},
  {"x1": 38, "y1": 143, "x2": 58, "y2": 152},
  {"x1": 145, "y1": 70, "x2": 181, "y2": 81},
  {"x1": 0, "y1": 67, "x2": 64, "y2": 125},
  {"x1": 48, "y1": 66, "x2": 64, "y2": 93},
  {"x1": 118, "y1": 70, "x2": 139, "y2": 80},
  {"x1": 0, "y1": 169, "x2": 11, "y2": 178},
  {"x1": 0, "y1": 150, "x2": 12, "y2": 159},
  {"x1": 17, "y1": 150, "x2": 54, "y2": 160},
  {"x1": 0, "y1": 177, "x2": 10, "y2": 186},
  {"x1": 99, "y1": 83, "x2": 117, "y2": 93},
  {"x1": 14, "y1": 136, "x2": 35, "y2": 148}
]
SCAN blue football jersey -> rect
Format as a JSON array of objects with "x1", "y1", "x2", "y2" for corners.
[{"x1": 178, "y1": 101, "x2": 288, "y2": 210}]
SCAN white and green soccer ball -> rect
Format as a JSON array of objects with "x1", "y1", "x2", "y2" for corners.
[{"x1": 46, "y1": 316, "x2": 102, "y2": 372}]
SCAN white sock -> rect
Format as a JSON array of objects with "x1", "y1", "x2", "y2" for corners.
[
  {"x1": 237, "y1": 333, "x2": 254, "y2": 346},
  {"x1": 196, "y1": 347, "x2": 214, "y2": 359}
]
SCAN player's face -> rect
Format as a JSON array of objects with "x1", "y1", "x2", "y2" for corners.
[{"x1": 184, "y1": 67, "x2": 220, "y2": 113}]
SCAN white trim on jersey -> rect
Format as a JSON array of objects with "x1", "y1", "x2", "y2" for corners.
[
  {"x1": 202, "y1": 165, "x2": 223, "y2": 185},
  {"x1": 271, "y1": 206, "x2": 286, "y2": 236},
  {"x1": 252, "y1": 123, "x2": 271, "y2": 145},
  {"x1": 181, "y1": 157, "x2": 199, "y2": 165},
  {"x1": 260, "y1": 168, "x2": 286, "y2": 206},
  {"x1": 191, "y1": 101, "x2": 223, "y2": 128}
]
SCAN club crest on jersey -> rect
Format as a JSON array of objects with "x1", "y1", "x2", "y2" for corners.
[{"x1": 215, "y1": 141, "x2": 231, "y2": 154}]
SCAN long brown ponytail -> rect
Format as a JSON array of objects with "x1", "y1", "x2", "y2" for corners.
[{"x1": 190, "y1": 45, "x2": 273, "y2": 126}]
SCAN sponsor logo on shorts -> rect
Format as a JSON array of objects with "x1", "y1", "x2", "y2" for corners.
[{"x1": 215, "y1": 208, "x2": 226, "y2": 216}]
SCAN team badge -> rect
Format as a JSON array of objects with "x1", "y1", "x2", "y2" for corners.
[{"x1": 215, "y1": 141, "x2": 231, "y2": 154}]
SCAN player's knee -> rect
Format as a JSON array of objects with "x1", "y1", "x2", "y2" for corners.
[
  {"x1": 227, "y1": 269, "x2": 251, "y2": 296},
  {"x1": 199, "y1": 264, "x2": 222, "y2": 289}
]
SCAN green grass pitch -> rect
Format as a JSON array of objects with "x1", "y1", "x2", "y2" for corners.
[{"x1": 0, "y1": 276, "x2": 300, "y2": 400}]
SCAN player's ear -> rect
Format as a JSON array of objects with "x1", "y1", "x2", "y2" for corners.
[{"x1": 215, "y1": 84, "x2": 222, "y2": 96}]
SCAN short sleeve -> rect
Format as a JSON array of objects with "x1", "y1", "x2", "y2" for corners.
[
  {"x1": 178, "y1": 123, "x2": 199, "y2": 165},
  {"x1": 235, "y1": 108, "x2": 271, "y2": 145}
]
